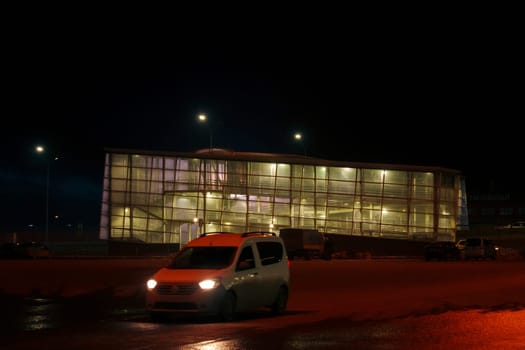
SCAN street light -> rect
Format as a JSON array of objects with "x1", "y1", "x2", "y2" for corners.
[
  {"x1": 294, "y1": 132, "x2": 307, "y2": 156},
  {"x1": 35, "y1": 145, "x2": 58, "y2": 242},
  {"x1": 197, "y1": 114, "x2": 213, "y2": 151}
]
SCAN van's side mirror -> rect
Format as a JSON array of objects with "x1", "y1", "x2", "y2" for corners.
[{"x1": 238, "y1": 260, "x2": 252, "y2": 270}]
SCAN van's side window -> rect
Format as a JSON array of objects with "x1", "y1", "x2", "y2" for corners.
[
  {"x1": 237, "y1": 246, "x2": 255, "y2": 270},
  {"x1": 257, "y1": 242, "x2": 283, "y2": 266}
]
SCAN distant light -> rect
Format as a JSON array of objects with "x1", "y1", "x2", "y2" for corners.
[
  {"x1": 198, "y1": 114, "x2": 207, "y2": 122},
  {"x1": 36, "y1": 145, "x2": 44, "y2": 153},
  {"x1": 294, "y1": 133, "x2": 302, "y2": 140}
]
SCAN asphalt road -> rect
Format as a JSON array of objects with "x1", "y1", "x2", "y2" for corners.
[{"x1": 1, "y1": 258, "x2": 525, "y2": 349}]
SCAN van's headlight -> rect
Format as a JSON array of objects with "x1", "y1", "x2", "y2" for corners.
[
  {"x1": 147, "y1": 279, "x2": 158, "y2": 290},
  {"x1": 199, "y1": 279, "x2": 220, "y2": 290}
]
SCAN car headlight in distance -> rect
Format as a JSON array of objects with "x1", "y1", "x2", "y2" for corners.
[
  {"x1": 199, "y1": 279, "x2": 220, "y2": 290},
  {"x1": 147, "y1": 279, "x2": 157, "y2": 290}
]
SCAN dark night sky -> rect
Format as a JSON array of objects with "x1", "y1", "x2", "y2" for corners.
[{"x1": 1, "y1": 11, "x2": 523, "y2": 233}]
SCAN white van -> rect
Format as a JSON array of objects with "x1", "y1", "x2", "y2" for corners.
[{"x1": 146, "y1": 231, "x2": 290, "y2": 321}]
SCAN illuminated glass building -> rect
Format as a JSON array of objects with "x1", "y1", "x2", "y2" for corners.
[{"x1": 99, "y1": 148, "x2": 468, "y2": 245}]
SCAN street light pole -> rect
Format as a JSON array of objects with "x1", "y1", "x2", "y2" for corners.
[
  {"x1": 45, "y1": 160, "x2": 50, "y2": 241},
  {"x1": 197, "y1": 114, "x2": 213, "y2": 151},
  {"x1": 36, "y1": 145, "x2": 57, "y2": 242},
  {"x1": 294, "y1": 132, "x2": 307, "y2": 156}
]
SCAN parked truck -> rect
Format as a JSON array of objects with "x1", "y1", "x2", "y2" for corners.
[{"x1": 279, "y1": 228, "x2": 332, "y2": 260}]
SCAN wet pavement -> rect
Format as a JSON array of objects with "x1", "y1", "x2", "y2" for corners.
[
  {"x1": 2, "y1": 295, "x2": 525, "y2": 349},
  {"x1": 1, "y1": 258, "x2": 525, "y2": 349}
]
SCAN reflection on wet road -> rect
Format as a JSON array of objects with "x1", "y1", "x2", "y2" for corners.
[
  {"x1": 1, "y1": 259, "x2": 525, "y2": 349},
  {"x1": 0, "y1": 292, "x2": 145, "y2": 334},
  {"x1": 22, "y1": 297, "x2": 59, "y2": 332},
  {"x1": 3, "y1": 294, "x2": 525, "y2": 349}
]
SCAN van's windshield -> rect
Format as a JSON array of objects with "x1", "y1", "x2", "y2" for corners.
[{"x1": 168, "y1": 246, "x2": 237, "y2": 269}]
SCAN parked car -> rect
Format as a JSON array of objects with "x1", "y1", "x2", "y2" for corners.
[
  {"x1": 495, "y1": 221, "x2": 525, "y2": 229},
  {"x1": 18, "y1": 242, "x2": 52, "y2": 259},
  {"x1": 0, "y1": 242, "x2": 51, "y2": 259},
  {"x1": 464, "y1": 238, "x2": 497, "y2": 260},
  {"x1": 145, "y1": 231, "x2": 290, "y2": 322},
  {"x1": 424, "y1": 241, "x2": 461, "y2": 261},
  {"x1": 504, "y1": 221, "x2": 525, "y2": 229},
  {"x1": 456, "y1": 239, "x2": 466, "y2": 250}
]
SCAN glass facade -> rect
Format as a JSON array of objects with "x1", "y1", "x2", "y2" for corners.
[{"x1": 99, "y1": 149, "x2": 467, "y2": 245}]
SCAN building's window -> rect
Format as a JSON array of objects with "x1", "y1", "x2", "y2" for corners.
[
  {"x1": 412, "y1": 172, "x2": 433, "y2": 186},
  {"x1": 499, "y1": 208, "x2": 514, "y2": 216},
  {"x1": 385, "y1": 170, "x2": 408, "y2": 185},
  {"x1": 383, "y1": 183, "x2": 408, "y2": 198},
  {"x1": 111, "y1": 153, "x2": 129, "y2": 166},
  {"x1": 441, "y1": 174, "x2": 455, "y2": 187},
  {"x1": 361, "y1": 169, "x2": 385, "y2": 183},
  {"x1": 481, "y1": 208, "x2": 496, "y2": 216},
  {"x1": 328, "y1": 167, "x2": 356, "y2": 181}
]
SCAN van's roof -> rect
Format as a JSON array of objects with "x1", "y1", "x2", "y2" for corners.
[{"x1": 187, "y1": 232, "x2": 279, "y2": 247}]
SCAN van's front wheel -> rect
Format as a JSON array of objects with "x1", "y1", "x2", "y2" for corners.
[
  {"x1": 218, "y1": 291, "x2": 236, "y2": 322},
  {"x1": 271, "y1": 286, "x2": 288, "y2": 315}
]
